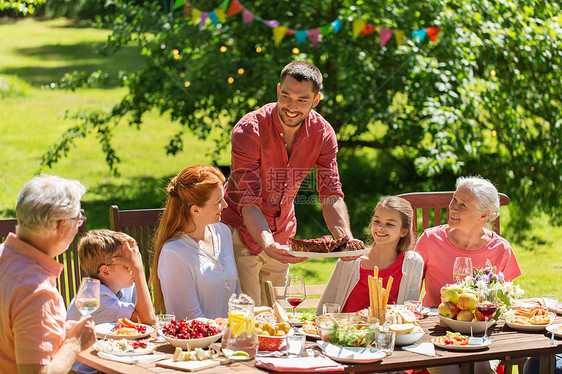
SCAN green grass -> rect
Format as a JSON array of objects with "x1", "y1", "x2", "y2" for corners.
[{"x1": 1, "y1": 18, "x2": 560, "y2": 305}]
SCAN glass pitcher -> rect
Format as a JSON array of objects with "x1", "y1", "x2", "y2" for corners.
[{"x1": 221, "y1": 293, "x2": 258, "y2": 358}]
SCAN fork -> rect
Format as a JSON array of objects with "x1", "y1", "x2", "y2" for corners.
[{"x1": 551, "y1": 330, "x2": 555, "y2": 345}]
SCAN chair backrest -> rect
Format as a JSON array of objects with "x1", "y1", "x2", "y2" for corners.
[
  {"x1": 1, "y1": 215, "x2": 86, "y2": 309},
  {"x1": 263, "y1": 280, "x2": 326, "y2": 310},
  {"x1": 109, "y1": 205, "x2": 164, "y2": 281},
  {"x1": 397, "y1": 191, "x2": 510, "y2": 237}
]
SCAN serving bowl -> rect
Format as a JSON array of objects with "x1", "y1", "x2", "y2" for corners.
[
  {"x1": 160, "y1": 331, "x2": 223, "y2": 349},
  {"x1": 316, "y1": 313, "x2": 379, "y2": 348},
  {"x1": 394, "y1": 331, "x2": 425, "y2": 346},
  {"x1": 257, "y1": 334, "x2": 286, "y2": 351},
  {"x1": 438, "y1": 315, "x2": 496, "y2": 334}
]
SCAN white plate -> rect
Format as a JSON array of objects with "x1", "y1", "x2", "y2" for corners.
[
  {"x1": 431, "y1": 337, "x2": 492, "y2": 351},
  {"x1": 281, "y1": 245, "x2": 368, "y2": 258},
  {"x1": 505, "y1": 321, "x2": 552, "y2": 331},
  {"x1": 316, "y1": 340, "x2": 385, "y2": 363},
  {"x1": 546, "y1": 324, "x2": 562, "y2": 338},
  {"x1": 298, "y1": 327, "x2": 320, "y2": 340},
  {"x1": 95, "y1": 323, "x2": 154, "y2": 340},
  {"x1": 94, "y1": 341, "x2": 156, "y2": 356},
  {"x1": 439, "y1": 315, "x2": 496, "y2": 334}
]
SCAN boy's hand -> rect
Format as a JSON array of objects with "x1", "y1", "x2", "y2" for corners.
[
  {"x1": 66, "y1": 316, "x2": 96, "y2": 350},
  {"x1": 112, "y1": 240, "x2": 144, "y2": 274}
]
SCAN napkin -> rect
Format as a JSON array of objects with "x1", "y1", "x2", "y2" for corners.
[
  {"x1": 255, "y1": 356, "x2": 345, "y2": 372},
  {"x1": 97, "y1": 351, "x2": 167, "y2": 364},
  {"x1": 402, "y1": 342, "x2": 436, "y2": 357}
]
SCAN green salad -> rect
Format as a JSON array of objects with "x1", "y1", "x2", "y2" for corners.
[{"x1": 324, "y1": 323, "x2": 376, "y2": 347}]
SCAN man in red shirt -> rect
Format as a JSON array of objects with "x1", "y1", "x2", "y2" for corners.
[{"x1": 222, "y1": 61, "x2": 354, "y2": 305}]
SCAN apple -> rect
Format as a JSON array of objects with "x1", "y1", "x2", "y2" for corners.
[
  {"x1": 438, "y1": 301, "x2": 460, "y2": 319},
  {"x1": 456, "y1": 310, "x2": 475, "y2": 322},
  {"x1": 474, "y1": 308, "x2": 485, "y2": 321},
  {"x1": 457, "y1": 293, "x2": 478, "y2": 311},
  {"x1": 444, "y1": 288, "x2": 461, "y2": 305}
]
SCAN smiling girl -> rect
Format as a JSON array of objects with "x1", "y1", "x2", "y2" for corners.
[{"x1": 316, "y1": 196, "x2": 423, "y2": 314}]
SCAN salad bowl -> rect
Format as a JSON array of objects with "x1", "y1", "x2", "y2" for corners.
[{"x1": 316, "y1": 313, "x2": 379, "y2": 348}]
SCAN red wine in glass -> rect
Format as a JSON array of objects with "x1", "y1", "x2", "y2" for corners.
[
  {"x1": 477, "y1": 289, "x2": 498, "y2": 341},
  {"x1": 477, "y1": 303, "x2": 498, "y2": 320},
  {"x1": 284, "y1": 274, "x2": 305, "y2": 329}
]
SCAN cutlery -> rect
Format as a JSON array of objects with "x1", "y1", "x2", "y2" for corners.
[{"x1": 551, "y1": 330, "x2": 555, "y2": 345}]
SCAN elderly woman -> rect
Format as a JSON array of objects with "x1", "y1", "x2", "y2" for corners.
[
  {"x1": 415, "y1": 176, "x2": 521, "y2": 374},
  {"x1": 415, "y1": 176, "x2": 521, "y2": 307},
  {"x1": 0, "y1": 175, "x2": 96, "y2": 373},
  {"x1": 150, "y1": 165, "x2": 241, "y2": 320}
]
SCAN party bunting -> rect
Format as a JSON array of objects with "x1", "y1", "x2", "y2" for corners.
[{"x1": 181, "y1": 0, "x2": 440, "y2": 50}]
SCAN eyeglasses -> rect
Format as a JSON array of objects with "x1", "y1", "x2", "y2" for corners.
[{"x1": 65, "y1": 212, "x2": 87, "y2": 227}]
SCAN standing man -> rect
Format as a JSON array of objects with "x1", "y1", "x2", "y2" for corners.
[
  {"x1": 222, "y1": 61, "x2": 354, "y2": 306},
  {"x1": 0, "y1": 175, "x2": 96, "y2": 374}
]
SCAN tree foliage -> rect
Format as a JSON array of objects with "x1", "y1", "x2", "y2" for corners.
[
  {"x1": 42, "y1": 0, "x2": 562, "y2": 227},
  {"x1": 1, "y1": 0, "x2": 46, "y2": 15}
]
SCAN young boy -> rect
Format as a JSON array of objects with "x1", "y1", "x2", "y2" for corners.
[{"x1": 67, "y1": 229, "x2": 156, "y2": 373}]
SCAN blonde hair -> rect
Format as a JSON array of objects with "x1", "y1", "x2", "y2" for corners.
[
  {"x1": 79, "y1": 229, "x2": 133, "y2": 278},
  {"x1": 150, "y1": 165, "x2": 225, "y2": 313},
  {"x1": 372, "y1": 196, "x2": 415, "y2": 253}
]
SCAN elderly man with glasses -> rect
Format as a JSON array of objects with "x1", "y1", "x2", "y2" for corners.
[{"x1": 0, "y1": 175, "x2": 96, "y2": 374}]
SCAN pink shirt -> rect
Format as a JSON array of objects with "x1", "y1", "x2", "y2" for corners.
[
  {"x1": 0, "y1": 233, "x2": 66, "y2": 371},
  {"x1": 222, "y1": 103, "x2": 344, "y2": 255},
  {"x1": 342, "y1": 253, "x2": 405, "y2": 313},
  {"x1": 415, "y1": 225, "x2": 521, "y2": 307}
]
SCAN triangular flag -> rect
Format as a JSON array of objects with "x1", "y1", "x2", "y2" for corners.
[
  {"x1": 273, "y1": 26, "x2": 288, "y2": 46},
  {"x1": 352, "y1": 18, "x2": 366, "y2": 38},
  {"x1": 411, "y1": 29, "x2": 427, "y2": 42},
  {"x1": 286, "y1": 29, "x2": 296, "y2": 36},
  {"x1": 320, "y1": 24, "x2": 331, "y2": 36},
  {"x1": 173, "y1": 0, "x2": 185, "y2": 10},
  {"x1": 209, "y1": 11, "x2": 219, "y2": 26},
  {"x1": 379, "y1": 28, "x2": 393, "y2": 47},
  {"x1": 308, "y1": 28, "x2": 320, "y2": 47},
  {"x1": 200, "y1": 12, "x2": 208, "y2": 29},
  {"x1": 331, "y1": 19, "x2": 343, "y2": 33},
  {"x1": 361, "y1": 24, "x2": 376, "y2": 37},
  {"x1": 295, "y1": 30, "x2": 308, "y2": 45},
  {"x1": 215, "y1": 8, "x2": 226, "y2": 23},
  {"x1": 184, "y1": 1, "x2": 191, "y2": 14},
  {"x1": 226, "y1": 0, "x2": 243, "y2": 17},
  {"x1": 219, "y1": 0, "x2": 229, "y2": 12},
  {"x1": 394, "y1": 29, "x2": 406, "y2": 46},
  {"x1": 191, "y1": 8, "x2": 201, "y2": 23},
  {"x1": 426, "y1": 27, "x2": 441, "y2": 42},
  {"x1": 264, "y1": 19, "x2": 280, "y2": 28},
  {"x1": 242, "y1": 9, "x2": 254, "y2": 24}
]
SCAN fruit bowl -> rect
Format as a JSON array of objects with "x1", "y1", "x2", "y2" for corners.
[
  {"x1": 160, "y1": 330, "x2": 224, "y2": 349},
  {"x1": 257, "y1": 334, "x2": 286, "y2": 351},
  {"x1": 438, "y1": 315, "x2": 496, "y2": 334},
  {"x1": 316, "y1": 313, "x2": 379, "y2": 348}
]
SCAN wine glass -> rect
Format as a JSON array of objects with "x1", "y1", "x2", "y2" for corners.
[
  {"x1": 284, "y1": 274, "x2": 306, "y2": 329},
  {"x1": 75, "y1": 277, "x2": 100, "y2": 316},
  {"x1": 453, "y1": 257, "x2": 472, "y2": 284},
  {"x1": 476, "y1": 287, "x2": 498, "y2": 341}
]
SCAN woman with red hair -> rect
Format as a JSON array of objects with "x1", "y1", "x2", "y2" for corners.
[{"x1": 150, "y1": 165, "x2": 241, "y2": 319}]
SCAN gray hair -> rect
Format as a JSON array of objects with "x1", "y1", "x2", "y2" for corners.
[
  {"x1": 455, "y1": 176, "x2": 500, "y2": 222},
  {"x1": 16, "y1": 175, "x2": 86, "y2": 234}
]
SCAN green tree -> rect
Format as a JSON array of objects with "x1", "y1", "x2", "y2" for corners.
[
  {"x1": 42, "y1": 0, "x2": 561, "y2": 228},
  {"x1": 1, "y1": 0, "x2": 46, "y2": 15}
]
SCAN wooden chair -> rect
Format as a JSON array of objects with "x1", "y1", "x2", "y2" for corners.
[
  {"x1": 0, "y1": 215, "x2": 86, "y2": 308},
  {"x1": 109, "y1": 205, "x2": 164, "y2": 281},
  {"x1": 397, "y1": 191, "x2": 510, "y2": 237},
  {"x1": 263, "y1": 280, "x2": 326, "y2": 310}
]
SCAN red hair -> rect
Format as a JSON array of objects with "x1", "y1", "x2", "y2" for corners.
[{"x1": 150, "y1": 165, "x2": 225, "y2": 313}]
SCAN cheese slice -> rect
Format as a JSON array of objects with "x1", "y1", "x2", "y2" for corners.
[
  {"x1": 273, "y1": 302, "x2": 289, "y2": 322},
  {"x1": 173, "y1": 347, "x2": 183, "y2": 361}
]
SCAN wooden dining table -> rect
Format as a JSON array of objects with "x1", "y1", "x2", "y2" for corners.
[{"x1": 78, "y1": 304, "x2": 562, "y2": 374}]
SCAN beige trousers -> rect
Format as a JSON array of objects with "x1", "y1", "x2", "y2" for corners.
[{"x1": 230, "y1": 227, "x2": 289, "y2": 307}]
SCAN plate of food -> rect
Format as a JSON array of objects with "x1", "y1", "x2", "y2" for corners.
[
  {"x1": 286, "y1": 312, "x2": 316, "y2": 327},
  {"x1": 283, "y1": 236, "x2": 368, "y2": 258},
  {"x1": 299, "y1": 321, "x2": 320, "y2": 340},
  {"x1": 316, "y1": 341, "x2": 385, "y2": 364},
  {"x1": 546, "y1": 324, "x2": 562, "y2": 338},
  {"x1": 504, "y1": 307, "x2": 554, "y2": 331},
  {"x1": 95, "y1": 319, "x2": 154, "y2": 340},
  {"x1": 432, "y1": 332, "x2": 492, "y2": 351},
  {"x1": 93, "y1": 339, "x2": 156, "y2": 356}
]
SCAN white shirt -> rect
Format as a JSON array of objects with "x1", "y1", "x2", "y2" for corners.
[{"x1": 158, "y1": 223, "x2": 241, "y2": 320}]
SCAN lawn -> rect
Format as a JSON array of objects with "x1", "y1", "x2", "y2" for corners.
[{"x1": 1, "y1": 18, "x2": 560, "y2": 302}]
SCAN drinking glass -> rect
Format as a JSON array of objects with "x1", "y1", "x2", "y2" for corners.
[
  {"x1": 376, "y1": 330, "x2": 395, "y2": 356},
  {"x1": 322, "y1": 303, "x2": 341, "y2": 315},
  {"x1": 75, "y1": 277, "x2": 100, "y2": 316},
  {"x1": 453, "y1": 257, "x2": 473, "y2": 284},
  {"x1": 476, "y1": 288, "x2": 498, "y2": 341},
  {"x1": 286, "y1": 333, "x2": 306, "y2": 357},
  {"x1": 284, "y1": 274, "x2": 305, "y2": 328},
  {"x1": 155, "y1": 314, "x2": 175, "y2": 341},
  {"x1": 542, "y1": 295, "x2": 559, "y2": 313}
]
